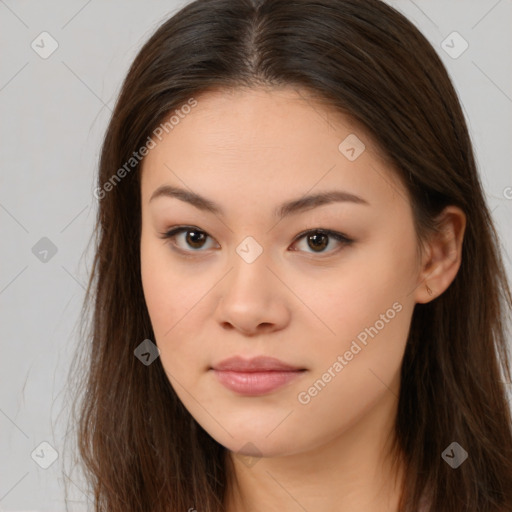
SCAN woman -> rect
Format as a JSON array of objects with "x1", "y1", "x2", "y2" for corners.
[{"x1": 65, "y1": 0, "x2": 512, "y2": 510}]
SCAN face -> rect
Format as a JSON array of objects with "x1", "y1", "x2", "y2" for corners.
[{"x1": 140, "y1": 86, "x2": 422, "y2": 458}]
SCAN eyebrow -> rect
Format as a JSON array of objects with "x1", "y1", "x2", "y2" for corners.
[{"x1": 149, "y1": 184, "x2": 369, "y2": 219}]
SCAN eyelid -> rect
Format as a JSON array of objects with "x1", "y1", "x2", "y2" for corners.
[{"x1": 158, "y1": 225, "x2": 354, "y2": 256}]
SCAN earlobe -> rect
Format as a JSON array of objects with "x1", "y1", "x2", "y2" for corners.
[{"x1": 415, "y1": 206, "x2": 466, "y2": 304}]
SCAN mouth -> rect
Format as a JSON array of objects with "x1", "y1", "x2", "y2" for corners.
[{"x1": 210, "y1": 355, "x2": 307, "y2": 395}]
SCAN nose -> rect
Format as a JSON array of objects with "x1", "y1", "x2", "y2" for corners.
[{"x1": 215, "y1": 247, "x2": 291, "y2": 336}]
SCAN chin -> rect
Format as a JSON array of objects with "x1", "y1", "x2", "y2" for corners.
[{"x1": 205, "y1": 426, "x2": 303, "y2": 459}]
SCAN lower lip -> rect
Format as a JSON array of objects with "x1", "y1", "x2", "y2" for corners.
[{"x1": 211, "y1": 369, "x2": 305, "y2": 395}]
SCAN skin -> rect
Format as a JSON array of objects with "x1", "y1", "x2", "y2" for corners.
[{"x1": 139, "y1": 86, "x2": 466, "y2": 512}]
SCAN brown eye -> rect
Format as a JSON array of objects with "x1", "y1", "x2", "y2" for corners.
[
  {"x1": 183, "y1": 229, "x2": 207, "y2": 249},
  {"x1": 292, "y1": 229, "x2": 353, "y2": 255},
  {"x1": 160, "y1": 227, "x2": 217, "y2": 253},
  {"x1": 306, "y1": 232, "x2": 329, "y2": 252},
  {"x1": 159, "y1": 226, "x2": 353, "y2": 257}
]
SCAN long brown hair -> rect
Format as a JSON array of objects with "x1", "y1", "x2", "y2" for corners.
[{"x1": 63, "y1": 0, "x2": 512, "y2": 510}]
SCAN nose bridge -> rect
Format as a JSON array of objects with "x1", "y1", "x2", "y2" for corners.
[
  {"x1": 228, "y1": 234, "x2": 272, "y2": 293},
  {"x1": 216, "y1": 233, "x2": 282, "y2": 323},
  {"x1": 216, "y1": 237, "x2": 289, "y2": 335},
  {"x1": 213, "y1": 224, "x2": 294, "y2": 334}
]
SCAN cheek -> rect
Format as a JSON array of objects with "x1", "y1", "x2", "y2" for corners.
[
  {"x1": 290, "y1": 227, "x2": 417, "y2": 388},
  {"x1": 140, "y1": 234, "x2": 190, "y2": 343},
  {"x1": 140, "y1": 235, "x2": 214, "y2": 366},
  {"x1": 140, "y1": 238, "x2": 170, "y2": 329},
  {"x1": 295, "y1": 241, "x2": 415, "y2": 342}
]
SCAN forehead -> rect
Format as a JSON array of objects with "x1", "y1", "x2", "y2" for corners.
[
  {"x1": 140, "y1": 86, "x2": 408, "y2": 215},
  {"x1": 146, "y1": 86, "x2": 370, "y2": 157}
]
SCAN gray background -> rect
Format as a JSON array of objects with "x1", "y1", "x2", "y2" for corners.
[{"x1": 1, "y1": 0, "x2": 511, "y2": 510}]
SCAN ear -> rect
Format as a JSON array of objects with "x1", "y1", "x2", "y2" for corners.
[{"x1": 414, "y1": 205, "x2": 466, "y2": 304}]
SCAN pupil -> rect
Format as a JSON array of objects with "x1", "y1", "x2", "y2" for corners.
[
  {"x1": 187, "y1": 231, "x2": 205, "y2": 249},
  {"x1": 309, "y1": 233, "x2": 328, "y2": 251}
]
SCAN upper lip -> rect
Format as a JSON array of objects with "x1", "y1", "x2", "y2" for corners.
[{"x1": 211, "y1": 356, "x2": 305, "y2": 372}]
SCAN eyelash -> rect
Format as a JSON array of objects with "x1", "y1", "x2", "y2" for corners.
[{"x1": 158, "y1": 225, "x2": 354, "y2": 257}]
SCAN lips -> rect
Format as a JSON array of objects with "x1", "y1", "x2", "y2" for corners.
[
  {"x1": 211, "y1": 355, "x2": 305, "y2": 372},
  {"x1": 210, "y1": 356, "x2": 306, "y2": 395}
]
